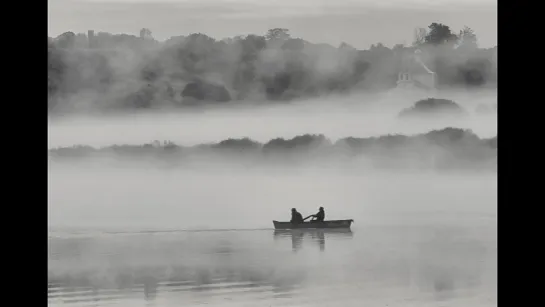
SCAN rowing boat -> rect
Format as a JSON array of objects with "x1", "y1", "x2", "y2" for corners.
[{"x1": 272, "y1": 219, "x2": 353, "y2": 230}]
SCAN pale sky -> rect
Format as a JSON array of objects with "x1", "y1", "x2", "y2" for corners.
[{"x1": 48, "y1": 0, "x2": 497, "y2": 49}]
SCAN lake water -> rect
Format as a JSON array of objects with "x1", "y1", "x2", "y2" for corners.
[
  {"x1": 48, "y1": 220, "x2": 496, "y2": 307},
  {"x1": 48, "y1": 164, "x2": 496, "y2": 307},
  {"x1": 48, "y1": 81, "x2": 497, "y2": 307}
]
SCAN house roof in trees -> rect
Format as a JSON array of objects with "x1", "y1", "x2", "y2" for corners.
[{"x1": 400, "y1": 53, "x2": 434, "y2": 76}]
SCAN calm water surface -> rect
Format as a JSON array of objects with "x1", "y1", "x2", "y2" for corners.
[{"x1": 48, "y1": 222, "x2": 496, "y2": 307}]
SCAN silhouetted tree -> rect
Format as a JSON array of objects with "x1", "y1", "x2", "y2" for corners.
[
  {"x1": 47, "y1": 24, "x2": 496, "y2": 113},
  {"x1": 457, "y1": 26, "x2": 478, "y2": 50},
  {"x1": 49, "y1": 129, "x2": 496, "y2": 170},
  {"x1": 241, "y1": 35, "x2": 267, "y2": 52},
  {"x1": 399, "y1": 98, "x2": 468, "y2": 118},
  {"x1": 425, "y1": 23, "x2": 458, "y2": 46},
  {"x1": 458, "y1": 58, "x2": 491, "y2": 87},
  {"x1": 265, "y1": 28, "x2": 290, "y2": 41},
  {"x1": 181, "y1": 80, "x2": 231, "y2": 103},
  {"x1": 140, "y1": 28, "x2": 152, "y2": 39},
  {"x1": 339, "y1": 42, "x2": 356, "y2": 50},
  {"x1": 413, "y1": 28, "x2": 428, "y2": 46},
  {"x1": 392, "y1": 44, "x2": 405, "y2": 51},
  {"x1": 282, "y1": 38, "x2": 306, "y2": 51},
  {"x1": 55, "y1": 32, "x2": 76, "y2": 49}
]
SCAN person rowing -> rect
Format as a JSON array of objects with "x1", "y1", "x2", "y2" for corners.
[
  {"x1": 309, "y1": 207, "x2": 325, "y2": 222},
  {"x1": 290, "y1": 208, "x2": 304, "y2": 224}
]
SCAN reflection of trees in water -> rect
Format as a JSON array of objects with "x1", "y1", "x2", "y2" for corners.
[
  {"x1": 48, "y1": 261, "x2": 312, "y2": 300},
  {"x1": 274, "y1": 229, "x2": 353, "y2": 252},
  {"x1": 48, "y1": 231, "x2": 352, "y2": 303},
  {"x1": 48, "y1": 264, "x2": 294, "y2": 303},
  {"x1": 142, "y1": 276, "x2": 158, "y2": 301}
]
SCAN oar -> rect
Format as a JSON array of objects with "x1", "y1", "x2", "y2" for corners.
[{"x1": 303, "y1": 215, "x2": 314, "y2": 221}]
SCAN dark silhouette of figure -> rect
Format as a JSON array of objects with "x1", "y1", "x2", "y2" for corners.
[
  {"x1": 290, "y1": 208, "x2": 304, "y2": 223},
  {"x1": 317, "y1": 231, "x2": 325, "y2": 251},
  {"x1": 273, "y1": 228, "x2": 352, "y2": 253},
  {"x1": 309, "y1": 231, "x2": 326, "y2": 251},
  {"x1": 291, "y1": 231, "x2": 304, "y2": 252},
  {"x1": 310, "y1": 207, "x2": 325, "y2": 222}
]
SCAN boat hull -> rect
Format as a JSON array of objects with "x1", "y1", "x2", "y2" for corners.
[{"x1": 273, "y1": 219, "x2": 353, "y2": 230}]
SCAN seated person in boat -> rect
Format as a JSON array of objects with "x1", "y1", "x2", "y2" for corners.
[
  {"x1": 310, "y1": 207, "x2": 325, "y2": 222},
  {"x1": 290, "y1": 208, "x2": 304, "y2": 223}
]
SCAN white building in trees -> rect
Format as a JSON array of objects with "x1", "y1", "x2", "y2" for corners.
[{"x1": 396, "y1": 49, "x2": 436, "y2": 91}]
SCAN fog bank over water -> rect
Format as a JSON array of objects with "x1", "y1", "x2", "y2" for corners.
[
  {"x1": 48, "y1": 165, "x2": 496, "y2": 231},
  {"x1": 48, "y1": 89, "x2": 496, "y2": 307},
  {"x1": 48, "y1": 91, "x2": 497, "y2": 230},
  {"x1": 48, "y1": 91, "x2": 496, "y2": 148}
]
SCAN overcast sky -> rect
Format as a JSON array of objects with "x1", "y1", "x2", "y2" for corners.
[{"x1": 48, "y1": 0, "x2": 497, "y2": 49}]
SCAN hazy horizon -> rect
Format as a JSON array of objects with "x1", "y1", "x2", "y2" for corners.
[
  {"x1": 48, "y1": 90, "x2": 497, "y2": 149},
  {"x1": 49, "y1": 0, "x2": 497, "y2": 49}
]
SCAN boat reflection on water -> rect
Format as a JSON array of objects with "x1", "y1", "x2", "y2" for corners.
[{"x1": 273, "y1": 229, "x2": 354, "y2": 252}]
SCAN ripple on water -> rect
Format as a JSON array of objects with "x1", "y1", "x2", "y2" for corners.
[{"x1": 48, "y1": 226, "x2": 496, "y2": 307}]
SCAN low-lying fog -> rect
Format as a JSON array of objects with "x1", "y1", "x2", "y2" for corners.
[
  {"x1": 48, "y1": 90, "x2": 497, "y2": 231},
  {"x1": 48, "y1": 91, "x2": 497, "y2": 306},
  {"x1": 48, "y1": 165, "x2": 496, "y2": 231},
  {"x1": 48, "y1": 90, "x2": 497, "y2": 148}
]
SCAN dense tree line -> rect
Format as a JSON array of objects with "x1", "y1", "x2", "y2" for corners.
[
  {"x1": 49, "y1": 128, "x2": 497, "y2": 170},
  {"x1": 48, "y1": 24, "x2": 497, "y2": 112}
]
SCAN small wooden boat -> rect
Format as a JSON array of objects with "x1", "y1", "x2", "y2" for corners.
[{"x1": 273, "y1": 219, "x2": 353, "y2": 230}]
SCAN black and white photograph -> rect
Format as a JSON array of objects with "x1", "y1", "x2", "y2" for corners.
[{"x1": 48, "y1": 0, "x2": 497, "y2": 306}]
